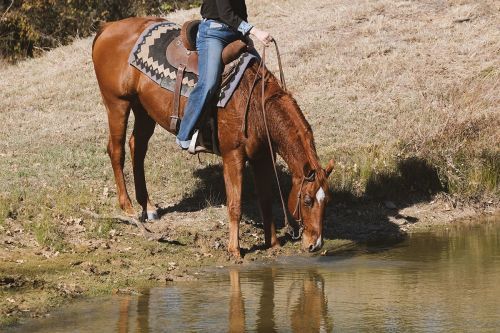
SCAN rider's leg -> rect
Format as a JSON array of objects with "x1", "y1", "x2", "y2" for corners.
[{"x1": 176, "y1": 20, "x2": 239, "y2": 149}]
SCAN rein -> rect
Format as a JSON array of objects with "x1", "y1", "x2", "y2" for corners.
[
  {"x1": 291, "y1": 171, "x2": 315, "y2": 236},
  {"x1": 243, "y1": 40, "x2": 306, "y2": 240}
]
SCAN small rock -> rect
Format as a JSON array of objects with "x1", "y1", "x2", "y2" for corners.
[
  {"x1": 56, "y1": 283, "x2": 84, "y2": 297},
  {"x1": 164, "y1": 273, "x2": 197, "y2": 282}
]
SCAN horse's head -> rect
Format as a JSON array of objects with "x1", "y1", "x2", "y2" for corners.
[{"x1": 288, "y1": 160, "x2": 334, "y2": 252}]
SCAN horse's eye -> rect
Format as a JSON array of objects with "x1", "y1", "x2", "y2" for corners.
[{"x1": 304, "y1": 195, "x2": 313, "y2": 207}]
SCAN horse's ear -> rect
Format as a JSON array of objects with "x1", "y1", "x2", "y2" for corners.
[{"x1": 324, "y1": 159, "x2": 335, "y2": 177}]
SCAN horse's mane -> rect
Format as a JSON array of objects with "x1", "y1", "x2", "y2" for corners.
[{"x1": 257, "y1": 66, "x2": 323, "y2": 178}]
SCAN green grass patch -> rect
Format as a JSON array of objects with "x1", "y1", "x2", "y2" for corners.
[
  {"x1": 444, "y1": 149, "x2": 500, "y2": 198},
  {"x1": 0, "y1": 316, "x2": 19, "y2": 327},
  {"x1": 31, "y1": 217, "x2": 66, "y2": 251},
  {"x1": 88, "y1": 218, "x2": 116, "y2": 239}
]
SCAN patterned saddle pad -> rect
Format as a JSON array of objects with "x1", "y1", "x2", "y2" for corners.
[{"x1": 128, "y1": 21, "x2": 255, "y2": 108}]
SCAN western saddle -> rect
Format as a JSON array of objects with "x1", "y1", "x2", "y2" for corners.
[{"x1": 165, "y1": 20, "x2": 248, "y2": 137}]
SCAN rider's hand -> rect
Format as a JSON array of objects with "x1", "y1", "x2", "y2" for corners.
[{"x1": 250, "y1": 27, "x2": 273, "y2": 46}]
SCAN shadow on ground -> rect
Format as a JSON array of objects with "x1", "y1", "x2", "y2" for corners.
[{"x1": 158, "y1": 157, "x2": 445, "y2": 252}]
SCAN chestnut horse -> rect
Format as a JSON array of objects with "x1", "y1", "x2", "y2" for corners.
[{"x1": 92, "y1": 17, "x2": 334, "y2": 256}]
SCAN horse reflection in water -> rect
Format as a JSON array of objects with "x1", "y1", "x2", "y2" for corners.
[
  {"x1": 115, "y1": 268, "x2": 332, "y2": 332},
  {"x1": 291, "y1": 272, "x2": 333, "y2": 332},
  {"x1": 229, "y1": 268, "x2": 332, "y2": 333},
  {"x1": 229, "y1": 270, "x2": 246, "y2": 333},
  {"x1": 117, "y1": 297, "x2": 130, "y2": 333},
  {"x1": 117, "y1": 293, "x2": 151, "y2": 333}
]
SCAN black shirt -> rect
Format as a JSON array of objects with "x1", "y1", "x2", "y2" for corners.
[{"x1": 201, "y1": 0, "x2": 248, "y2": 31}]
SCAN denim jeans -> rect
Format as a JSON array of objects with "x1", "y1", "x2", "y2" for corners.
[{"x1": 176, "y1": 19, "x2": 241, "y2": 148}]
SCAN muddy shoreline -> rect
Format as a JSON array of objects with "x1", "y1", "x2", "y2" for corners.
[
  {"x1": 1, "y1": 196, "x2": 498, "y2": 328},
  {"x1": 1, "y1": 0, "x2": 499, "y2": 329}
]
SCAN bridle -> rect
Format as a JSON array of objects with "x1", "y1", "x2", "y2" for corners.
[
  {"x1": 242, "y1": 40, "x2": 316, "y2": 240},
  {"x1": 290, "y1": 171, "x2": 317, "y2": 239}
]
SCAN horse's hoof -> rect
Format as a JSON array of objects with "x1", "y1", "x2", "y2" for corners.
[
  {"x1": 124, "y1": 206, "x2": 136, "y2": 217},
  {"x1": 147, "y1": 210, "x2": 159, "y2": 220},
  {"x1": 228, "y1": 248, "x2": 242, "y2": 261},
  {"x1": 266, "y1": 241, "x2": 281, "y2": 249},
  {"x1": 141, "y1": 210, "x2": 159, "y2": 221}
]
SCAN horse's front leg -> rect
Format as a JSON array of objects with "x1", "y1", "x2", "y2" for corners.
[
  {"x1": 250, "y1": 155, "x2": 279, "y2": 248},
  {"x1": 222, "y1": 151, "x2": 245, "y2": 258}
]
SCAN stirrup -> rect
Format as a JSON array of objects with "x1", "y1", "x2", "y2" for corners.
[{"x1": 187, "y1": 130, "x2": 209, "y2": 155}]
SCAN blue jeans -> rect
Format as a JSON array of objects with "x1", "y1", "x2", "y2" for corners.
[{"x1": 176, "y1": 19, "x2": 241, "y2": 148}]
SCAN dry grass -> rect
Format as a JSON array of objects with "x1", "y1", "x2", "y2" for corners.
[
  {"x1": 0, "y1": 0, "x2": 498, "y2": 247},
  {"x1": 0, "y1": 0, "x2": 497, "y2": 244},
  {"x1": 246, "y1": 0, "x2": 499, "y2": 199}
]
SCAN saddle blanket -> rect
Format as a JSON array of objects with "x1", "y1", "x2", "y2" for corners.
[{"x1": 128, "y1": 21, "x2": 255, "y2": 108}]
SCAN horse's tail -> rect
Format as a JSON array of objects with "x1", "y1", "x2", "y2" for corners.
[{"x1": 92, "y1": 21, "x2": 112, "y2": 52}]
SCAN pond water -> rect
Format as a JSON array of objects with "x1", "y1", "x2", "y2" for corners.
[{"x1": 8, "y1": 218, "x2": 500, "y2": 332}]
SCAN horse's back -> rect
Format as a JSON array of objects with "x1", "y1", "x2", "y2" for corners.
[
  {"x1": 92, "y1": 17, "x2": 165, "y2": 56},
  {"x1": 92, "y1": 17, "x2": 166, "y2": 98}
]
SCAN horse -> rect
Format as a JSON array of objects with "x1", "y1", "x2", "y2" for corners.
[{"x1": 92, "y1": 17, "x2": 334, "y2": 257}]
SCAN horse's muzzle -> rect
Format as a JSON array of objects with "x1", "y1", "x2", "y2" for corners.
[{"x1": 308, "y1": 236, "x2": 323, "y2": 252}]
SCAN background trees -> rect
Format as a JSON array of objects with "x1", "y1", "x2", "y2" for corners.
[{"x1": 0, "y1": 0, "x2": 200, "y2": 61}]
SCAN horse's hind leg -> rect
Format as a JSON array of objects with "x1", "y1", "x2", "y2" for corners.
[
  {"x1": 103, "y1": 96, "x2": 135, "y2": 215},
  {"x1": 129, "y1": 104, "x2": 158, "y2": 220}
]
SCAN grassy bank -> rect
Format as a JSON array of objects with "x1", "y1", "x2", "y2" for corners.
[{"x1": 0, "y1": 0, "x2": 499, "y2": 327}]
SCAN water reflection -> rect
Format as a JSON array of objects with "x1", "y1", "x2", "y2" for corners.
[
  {"x1": 255, "y1": 268, "x2": 276, "y2": 332},
  {"x1": 290, "y1": 271, "x2": 332, "y2": 332},
  {"x1": 109, "y1": 267, "x2": 332, "y2": 332},
  {"x1": 7, "y1": 219, "x2": 500, "y2": 333},
  {"x1": 228, "y1": 268, "x2": 332, "y2": 333},
  {"x1": 117, "y1": 297, "x2": 130, "y2": 333},
  {"x1": 229, "y1": 270, "x2": 245, "y2": 333}
]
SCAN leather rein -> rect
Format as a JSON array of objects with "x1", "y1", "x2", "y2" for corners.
[{"x1": 242, "y1": 40, "x2": 314, "y2": 240}]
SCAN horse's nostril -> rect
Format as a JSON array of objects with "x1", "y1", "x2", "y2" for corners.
[{"x1": 308, "y1": 244, "x2": 314, "y2": 252}]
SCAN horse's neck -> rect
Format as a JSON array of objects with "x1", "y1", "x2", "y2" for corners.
[{"x1": 267, "y1": 93, "x2": 320, "y2": 179}]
